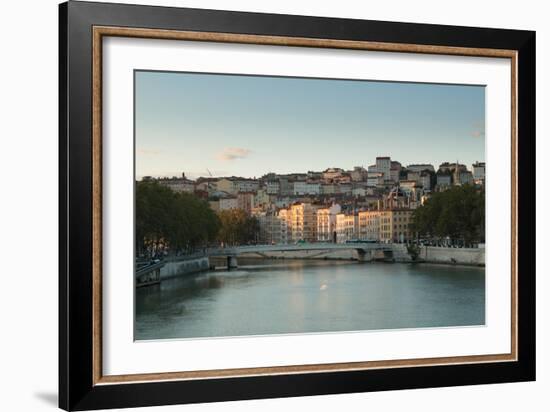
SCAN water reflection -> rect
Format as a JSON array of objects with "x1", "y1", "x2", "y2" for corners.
[{"x1": 135, "y1": 259, "x2": 485, "y2": 340}]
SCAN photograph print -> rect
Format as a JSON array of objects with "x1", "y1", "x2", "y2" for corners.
[{"x1": 134, "y1": 71, "x2": 486, "y2": 341}]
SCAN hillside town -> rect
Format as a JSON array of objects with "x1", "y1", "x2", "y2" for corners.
[{"x1": 141, "y1": 157, "x2": 485, "y2": 245}]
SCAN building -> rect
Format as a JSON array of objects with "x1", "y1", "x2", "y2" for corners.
[
  {"x1": 367, "y1": 172, "x2": 384, "y2": 187},
  {"x1": 278, "y1": 177, "x2": 292, "y2": 196},
  {"x1": 254, "y1": 211, "x2": 286, "y2": 244},
  {"x1": 277, "y1": 209, "x2": 290, "y2": 244},
  {"x1": 321, "y1": 183, "x2": 336, "y2": 195},
  {"x1": 293, "y1": 181, "x2": 321, "y2": 196},
  {"x1": 194, "y1": 178, "x2": 218, "y2": 194},
  {"x1": 335, "y1": 213, "x2": 358, "y2": 243},
  {"x1": 438, "y1": 162, "x2": 467, "y2": 185},
  {"x1": 420, "y1": 171, "x2": 432, "y2": 190},
  {"x1": 398, "y1": 181, "x2": 418, "y2": 197},
  {"x1": 389, "y1": 161, "x2": 402, "y2": 182},
  {"x1": 234, "y1": 178, "x2": 259, "y2": 193},
  {"x1": 254, "y1": 189, "x2": 271, "y2": 208},
  {"x1": 375, "y1": 156, "x2": 391, "y2": 179},
  {"x1": 216, "y1": 178, "x2": 236, "y2": 194},
  {"x1": 472, "y1": 161, "x2": 486, "y2": 184},
  {"x1": 459, "y1": 171, "x2": 474, "y2": 185},
  {"x1": 349, "y1": 166, "x2": 367, "y2": 182},
  {"x1": 157, "y1": 173, "x2": 195, "y2": 193},
  {"x1": 265, "y1": 180, "x2": 280, "y2": 195},
  {"x1": 216, "y1": 177, "x2": 259, "y2": 194},
  {"x1": 209, "y1": 196, "x2": 238, "y2": 212},
  {"x1": 237, "y1": 192, "x2": 256, "y2": 213},
  {"x1": 286, "y1": 203, "x2": 319, "y2": 243},
  {"x1": 307, "y1": 171, "x2": 323, "y2": 180},
  {"x1": 316, "y1": 203, "x2": 341, "y2": 242},
  {"x1": 337, "y1": 183, "x2": 352, "y2": 195},
  {"x1": 357, "y1": 210, "x2": 381, "y2": 241},
  {"x1": 436, "y1": 171, "x2": 452, "y2": 188},
  {"x1": 407, "y1": 171, "x2": 421, "y2": 184},
  {"x1": 407, "y1": 164, "x2": 435, "y2": 173},
  {"x1": 323, "y1": 168, "x2": 345, "y2": 181},
  {"x1": 379, "y1": 209, "x2": 414, "y2": 243}
]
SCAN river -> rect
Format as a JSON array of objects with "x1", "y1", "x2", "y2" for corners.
[{"x1": 135, "y1": 259, "x2": 485, "y2": 340}]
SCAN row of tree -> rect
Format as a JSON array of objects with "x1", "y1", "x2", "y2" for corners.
[
  {"x1": 136, "y1": 181, "x2": 259, "y2": 257},
  {"x1": 412, "y1": 184, "x2": 485, "y2": 245}
]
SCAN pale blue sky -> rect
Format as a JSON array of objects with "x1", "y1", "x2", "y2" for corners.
[{"x1": 135, "y1": 71, "x2": 485, "y2": 179}]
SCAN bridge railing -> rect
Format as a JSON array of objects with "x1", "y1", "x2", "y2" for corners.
[
  {"x1": 207, "y1": 242, "x2": 391, "y2": 256},
  {"x1": 135, "y1": 261, "x2": 165, "y2": 277}
]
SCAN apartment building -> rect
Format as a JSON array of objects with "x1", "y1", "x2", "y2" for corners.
[{"x1": 316, "y1": 203, "x2": 341, "y2": 242}]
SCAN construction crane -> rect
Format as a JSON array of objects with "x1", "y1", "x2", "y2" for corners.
[{"x1": 206, "y1": 169, "x2": 213, "y2": 193}]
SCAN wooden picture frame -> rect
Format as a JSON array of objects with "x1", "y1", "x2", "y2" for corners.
[{"x1": 59, "y1": 1, "x2": 535, "y2": 410}]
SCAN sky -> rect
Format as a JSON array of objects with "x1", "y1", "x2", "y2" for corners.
[{"x1": 135, "y1": 70, "x2": 485, "y2": 180}]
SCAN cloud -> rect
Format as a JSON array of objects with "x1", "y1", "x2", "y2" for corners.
[
  {"x1": 471, "y1": 122, "x2": 485, "y2": 138},
  {"x1": 216, "y1": 147, "x2": 252, "y2": 161}
]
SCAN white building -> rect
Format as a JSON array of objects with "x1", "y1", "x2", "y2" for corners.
[
  {"x1": 367, "y1": 157, "x2": 392, "y2": 180},
  {"x1": 375, "y1": 157, "x2": 391, "y2": 179},
  {"x1": 234, "y1": 179, "x2": 259, "y2": 193},
  {"x1": 352, "y1": 187, "x2": 366, "y2": 197},
  {"x1": 293, "y1": 181, "x2": 321, "y2": 196},
  {"x1": 321, "y1": 184, "x2": 336, "y2": 195},
  {"x1": 265, "y1": 180, "x2": 280, "y2": 195},
  {"x1": 472, "y1": 162, "x2": 486, "y2": 184},
  {"x1": 157, "y1": 173, "x2": 195, "y2": 193},
  {"x1": 337, "y1": 183, "x2": 352, "y2": 195},
  {"x1": 367, "y1": 172, "x2": 384, "y2": 187},
  {"x1": 316, "y1": 203, "x2": 341, "y2": 242}
]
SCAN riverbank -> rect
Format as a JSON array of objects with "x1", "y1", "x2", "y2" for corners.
[
  {"x1": 159, "y1": 256, "x2": 210, "y2": 280},
  {"x1": 235, "y1": 244, "x2": 484, "y2": 267},
  {"x1": 155, "y1": 245, "x2": 484, "y2": 282}
]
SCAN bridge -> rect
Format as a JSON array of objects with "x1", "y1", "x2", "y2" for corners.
[{"x1": 209, "y1": 243, "x2": 393, "y2": 268}]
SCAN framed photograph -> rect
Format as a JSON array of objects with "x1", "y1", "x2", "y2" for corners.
[{"x1": 59, "y1": 1, "x2": 535, "y2": 410}]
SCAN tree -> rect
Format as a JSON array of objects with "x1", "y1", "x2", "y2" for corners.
[
  {"x1": 412, "y1": 185, "x2": 485, "y2": 245},
  {"x1": 216, "y1": 209, "x2": 260, "y2": 246},
  {"x1": 135, "y1": 181, "x2": 221, "y2": 256}
]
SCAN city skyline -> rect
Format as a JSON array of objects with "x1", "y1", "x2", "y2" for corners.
[
  {"x1": 135, "y1": 71, "x2": 485, "y2": 180},
  {"x1": 140, "y1": 159, "x2": 483, "y2": 181}
]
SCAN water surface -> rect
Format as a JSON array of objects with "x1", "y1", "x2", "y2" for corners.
[{"x1": 135, "y1": 259, "x2": 485, "y2": 340}]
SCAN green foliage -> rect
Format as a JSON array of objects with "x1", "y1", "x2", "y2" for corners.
[
  {"x1": 216, "y1": 209, "x2": 260, "y2": 246},
  {"x1": 406, "y1": 244, "x2": 420, "y2": 261},
  {"x1": 136, "y1": 181, "x2": 220, "y2": 255},
  {"x1": 412, "y1": 185, "x2": 485, "y2": 245}
]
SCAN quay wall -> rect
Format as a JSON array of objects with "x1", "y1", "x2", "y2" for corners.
[
  {"x1": 419, "y1": 245, "x2": 485, "y2": 266},
  {"x1": 160, "y1": 256, "x2": 210, "y2": 280},
  {"x1": 237, "y1": 245, "x2": 484, "y2": 266}
]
